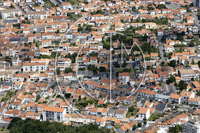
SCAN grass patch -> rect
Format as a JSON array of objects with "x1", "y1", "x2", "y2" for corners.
[{"x1": 0, "y1": 128, "x2": 10, "y2": 133}]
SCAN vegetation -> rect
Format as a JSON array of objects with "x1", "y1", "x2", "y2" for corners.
[
  {"x1": 43, "y1": 0, "x2": 55, "y2": 7},
  {"x1": 169, "y1": 125, "x2": 183, "y2": 133},
  {"x1": 75, "y1": 98, "x2": 95, "y2": 110},
  {"x1": 67, "y1": 12, "x2": 80, "y2": 20},
  {"x1": 168, "y1": 60, "x2": 177, "y2": 68},
  {"x1": 167, "y1": 75, "x2": 176, "y2": 84},
  {"x1": 177, "y1": 80, "x2": 187, "y2": 91},
  {"x1": 1, "y1": 90, "x2": 15, "y2": 103},
  {"x1": 9, "y1": 4, "x2": 15, "y2": 9},
  {"x1": 156, "y1": 4, "x2": 166, "y2": 9},
  {"x1": 167, "y1": 52, "x2": 173, "y2": 59},
  {"x1": 133, "y1": 17, "x2": 168, "y2": 25},
  {"x1": 90, "y1": 10, "x2": 105, "y2": 15},
  {"x1": 65, "y1": 68, "x2": 73, "y2": 73},
  {"x1": 148, "y1": 112, "x2": 161, "y2": 121},
  {"x1": 65, "y1": 53, "x2": 77, "y2": 63},
  {"x1": 64, "y1": 93, "x2": 71, "y2": 99},
  {"x1": 35, "y1": 95, "x2": 41, "y2": 102},
  {"x1": 13, "y1": 23, "x2": 20, "y2": 29},
  {"x1": 126, "y1": 106, "x2": 138, "y2": 118},
  {"x1": 8, "y1": 118, "x2": 111, "y2": 133},
  {"x1": 63, "y1": 0, "x2": 79, "y2": 5}
]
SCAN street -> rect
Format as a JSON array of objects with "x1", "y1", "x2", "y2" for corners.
[{"x1": 157, "y1": 35, "x2": 167, "y2": 62}]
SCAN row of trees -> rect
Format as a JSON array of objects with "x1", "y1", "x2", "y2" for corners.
[{"x1": 8, "y1": 118, "x2": 111, "y2": 133}]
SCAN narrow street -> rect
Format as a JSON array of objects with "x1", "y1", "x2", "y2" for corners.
[{"x1": 157, "y1": 35, "x2": 167, "y2": 62}]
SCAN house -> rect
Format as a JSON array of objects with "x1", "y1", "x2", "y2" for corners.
[
  {"x1": 169, "y1": 94, "x2": 181, "y2": 104},
  {"x1": 136, "y1": 108, "x2": 150, "y2": 120},
  {"x1": 115, "y1": 109, "x2": 127, "y2": 119},
  {"x1": 188, "y1": 97, "x2": 200, "y2": 106},
  {"x1": 90, "y1": 57, "x2": 98, "y2": 65},
  {"x1": 180, "y1": 91, "x2": 195, "y2": 103},
  {"x1": 155, "y1": 94, "x2": 169, "y2": 102},
  {"x1": 137, "y1": 89, "x2": 157, "y2": 99},
  {"x1": 157, "y1": 29, "x2": 164, "y2": 36},
  {"x1": 119, "y1": 72, "x2": 130, "y2": 85},
  {"x1": 116, "y1": 96, "x2": 134, "y2": 105},
  {"x1": 62, "y1": 2, "x2": 73, "y2": 10}
]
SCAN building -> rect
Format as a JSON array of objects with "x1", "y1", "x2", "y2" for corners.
[
  {"x1": 0, "y1": 9, "x2": 21, "y2": 19},
  {"x1": 27, "y1": 11, "x2": 47, "y2": 20},
  {"x1": 169, "y1": 94, "x2": 181, "y2": 104},
  {"x1": 194, "y1": 0, "x2": 200, "y2": 7},
  {"x1": 42, "y1": 106, "x2": 66, "y2": 122},
  {"x1": 184, "y1": 116, "x2": 200, "y2": 133},
  {"x1": 136, "y1": 108, "x2": 150, "y2": 120},
  {"x1": 119, "y1": 72, "x2": 130, "y2": 85},
  {"x1": 178, "y1": 69, "x2": 196, "y2": 82}
]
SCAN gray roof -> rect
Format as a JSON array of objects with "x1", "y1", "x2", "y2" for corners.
[
  {"x1": 108, "y1": 108, "x2": 115, "y2": 114},
  {"x1": 155, "y1": 103, "x2": 166, "y2": 112},
  {"x1": 3, "y1": 82, "x2": 12, "y2": 87}
]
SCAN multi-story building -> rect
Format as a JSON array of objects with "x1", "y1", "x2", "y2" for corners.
[
  {"x1": 178, "y1": 69, "x2": 196, "y2": 82},
  {"x1": 119, "y1": 72, "x2": 130, "y2": 85},
  {"x1": 42, "y1": 106, "x2": 66, "y2": 122},
  {"x1": 184, "y1": 117, "x2": 200, "y2": 133}
]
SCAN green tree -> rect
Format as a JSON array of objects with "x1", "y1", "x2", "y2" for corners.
[
  {"x1": 168, "y1": 60, "x2": 176, "y2": 68},
  {"x1": 9, "y1": 4, "x2": 15, "y2": 9},
  {"x1": 178, "y1": 80, "x2": 187, "y2": 91},
  {"x1": 166, "y1": 75, "x2": 176, "y2": 84},
  {"x1": 198, "y1": 61, "x2": 200, "y2": 68},
  {"x1": 99, "y1": 67, "x2": 106, "y2": 72},
  {"x1": 35, "y1": 95, "x2": 41, "y2": 102},
  {"x1": 132, "y1": 125, "x2": 137, "y2": 130},
  {"x1": 128, "y1": 106, "x2": 135, "y2": 112},
  {"x1": 137, "y1": 122, "x2": 142, "y2": 127},
  {"x1": 56, "y1": 69, "x2": 60, "y2": 75},
  {"x1": 65, "y1": 68, "x2": 73, "y2": 73},
  {"x1": 64, "y1": 93, "x2": 71, "y2": 99},
  {"x1": 188, "y1": 41, "x2": 194, "y2": 47}
]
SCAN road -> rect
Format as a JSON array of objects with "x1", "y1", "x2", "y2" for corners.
[
  {"x1": 16, "y1": 3, "x2": 26, "y2": 14},
  {"x1": 157, "y1": 35, "x2": 167, "y2": 62}
]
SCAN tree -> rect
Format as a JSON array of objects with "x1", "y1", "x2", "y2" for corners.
[
  {"x1": 65, "y1": 68, "x2": 73, "y2": 73},
  {"x1": 198, "y1": 61, "x2": 200, "y2": 68},
  {"x1": 128, "y1": 106, "x2": 135, "y2": 112},
  {"x1": 9, "y1": 4, "x2": 15, "y2": 9},
  {"x1": 178, "y1": 80, "x2": 187, "y2": 91},
  {"x1": 137, "y1": 122, "x2": 142, "y2": 127},
  {"x1": 132, "y1": 125, "x2": 137, "y2": 130},
  {"x1": 8, "y1": 118, "x2": 110, "y2": 133},
  {"x1": 99, "y1": 67, "x2": 106, "y2": 72},
  {"x1": 147, "y1": 65, "x2": 152, "y2": 71},
  {"x1": 35, "y1": 95, "x2": 41, "y2": 102},
  {"x1": 56, "y1": 69, "x2": 60, "y2": 75},
  {"x1": 168, "y1": 60, "x2": 176, "y2": 68},
  {"x1": 55, "y1": 30, "x2": 60, "y2": 34},
  {"x1": 78, "y1": 95, "x2": 81, "y2": 101},
  {"x1": 64, "y1": 93, "x2": 71, "y2": 99},
  {"x1": 166, "y1": 75, "x2": 176, "y2": 84},
  {"x1": 188, "y1": 41, "x2": 194, "y2": 47},
  {"x1": 122, "y1": 61, "x2": 127, "y2": 67},
  {"x1": 169, "y1": 125, "x2": 183, "y2": 133},
  {"x1": 167, "y1": 52, "x2": 173, "y2": 59}
]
